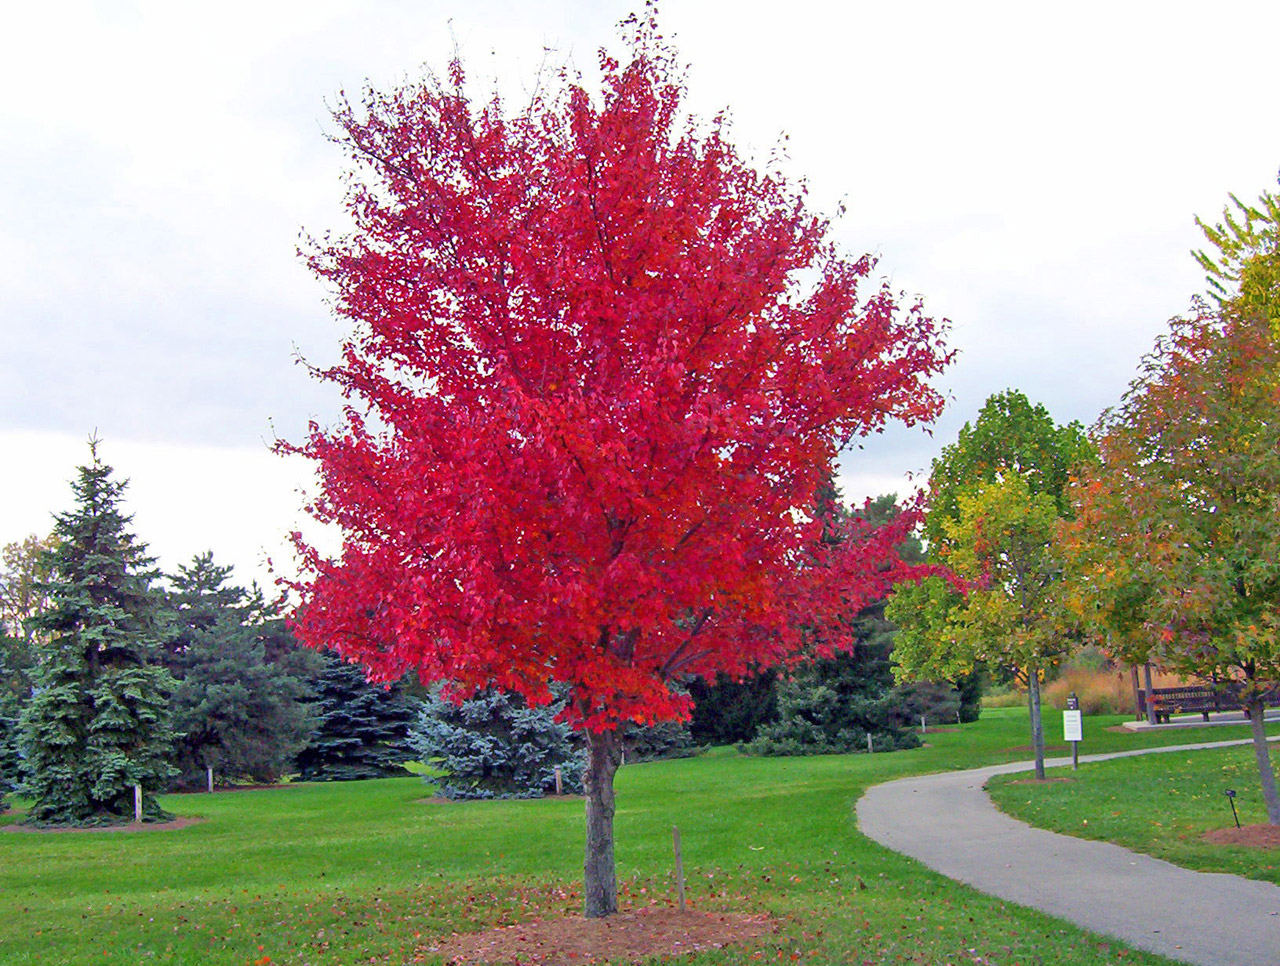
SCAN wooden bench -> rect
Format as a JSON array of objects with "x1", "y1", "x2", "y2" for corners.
[
  {"x1": 1140, "y1": 686, "x2": 1234, "y2": 723},
  {"x1": 1139, "y1": 684, "x2": 1280, "y2": 723}
]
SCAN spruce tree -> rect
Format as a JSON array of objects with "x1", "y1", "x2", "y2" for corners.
[
  {"x1": 19, "y1": 443, "x2": 176, "y2": 826},
  {"x1": 164, "y1": 553, "x2": 313, "y2": 788},
  {"x1": 411, "y1": 688, "x2": 585, "y2": 799},
  {"x1": 295, "y1": 653, "x2": 415, "y2": 781}
]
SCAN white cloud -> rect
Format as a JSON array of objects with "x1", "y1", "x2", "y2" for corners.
[{"x1": 0, "y1": 430, "x2": 333, "y2": 592}]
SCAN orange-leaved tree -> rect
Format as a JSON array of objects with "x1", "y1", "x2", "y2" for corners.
[
  {"x1": 1068, "y1": 305, "x2": 1280, "y2": 822},
  {"x1": 282, "y1": 19, "x2": 951, "y2": 915}
]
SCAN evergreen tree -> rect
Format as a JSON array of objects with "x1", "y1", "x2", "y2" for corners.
[
  {"x1": 411, "y1": 688, "x2": 584, "y2": 799},
  {"x1": 687, "y1": 670, "x2": 779, "y2": 746},
  {"x1": 743, "y1": 493, "x2": 939, "y2": 756},
  {"x1": 743, "y1": 597, "x2": 926, "y2": 755},
  {"x1": 0, "y1": 634, "x2": 24, "y2": 811},
  {"x1": 19, "y1": 444, "x2": 176, "y2": 826},
  {"x1": 621, "y1": 719, "x2": 696, "y2": 762},
  {"x1": 164, "y1": 553, "x2": 313, "y2": 789},
  {"x1": 295, "y1": 653, "x2": 416, "y2": 781}
]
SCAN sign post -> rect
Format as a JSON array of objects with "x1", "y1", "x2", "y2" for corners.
[{"x1": 1063, "y1": 692, "x2": 1083, "y2": 770}]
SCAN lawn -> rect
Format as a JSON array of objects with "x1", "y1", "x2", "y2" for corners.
[
  {"x1": 988, "y1": 738, "x2": 1280, "y2": 884},
  {"x1": 0, "y1": 708, "x2": 1253, "y2": 966}
]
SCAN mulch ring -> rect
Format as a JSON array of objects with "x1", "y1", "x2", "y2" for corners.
[
  {"x1": 429, "y1": 907, "x2": 775, "y2": 964},
  {"x1": 2, "y1": 816, "x2": 205, "y2": 834},
  {"x1": 1202, "y1": 824, "x2": 1280, "y2": 849}
]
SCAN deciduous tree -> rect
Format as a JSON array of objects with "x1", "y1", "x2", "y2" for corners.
[
  {"x1": 1069, "y1": 307, "x2": 1280, "y2": 820},
  {"x1": 890, "y1": 392, "x2": 1093, "y2": 778},
  {"x1": 1194, "y1": 176, "x2": 1280, "y2": 335},
  {"x1": 744, "y1": 494, "x2": 935, "y2": 756},
  {"x1": 922, "y1": 390, "x2": 1091, "y2": 552},
  {"x1": 0, "y1": 534, "x2": 58, "y2": 648},
  {"x1": 284, "y1": 18, "x2": 949, "y2": 915}
]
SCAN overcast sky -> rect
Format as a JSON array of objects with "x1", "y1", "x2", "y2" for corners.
[{"x1": 2, "y1": 0, "x2": 1277, "y2": 590}]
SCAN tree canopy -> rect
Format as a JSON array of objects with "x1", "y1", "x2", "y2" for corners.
[
  {"x1": 1194, "y1": 176, "x2": 1280, "y2": 334},
  {"x1": 284, "y1": 18, "x2": 950, "y2": 916},
  {"x1": 923, "y1": 389, "x2": 1091, "y2": 553},
  {"x1": 1067, "y1": 306, "x2": 1280, "y2": 819}
]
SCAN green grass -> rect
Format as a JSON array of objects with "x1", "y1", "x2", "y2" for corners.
[
  {"x1": 0, "y1": 708, "x2": 1257, "y2": 966},
  {"x1": 988, "y1": 739, "x2": 1280, "y2": 884}
]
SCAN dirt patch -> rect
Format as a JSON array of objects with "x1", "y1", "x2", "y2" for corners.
[
  {"x1": 2, "y1": 816, "x2": 205, "y2": 834},
  {"x1": 429, "y1": 907, "x2": 774, "y2": 964},
  {"x1": 1202, "y1": 824, "x2": 1280, "y2": 849}
]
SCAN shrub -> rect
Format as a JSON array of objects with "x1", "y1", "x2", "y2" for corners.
[
  {"x1": 1042, "y1": 668, "x2": 1132, "y2": 715},
  {"x1": 893, "y1": 681, "x2": 962, "y2": 727}
]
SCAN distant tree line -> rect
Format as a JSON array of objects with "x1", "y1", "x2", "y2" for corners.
[
  {"x1": 0, "y1": 447, "x2": 418, "y2": 825},
  {"x1": 0, "y1": 449, "x2": 964, "y2": 826}
]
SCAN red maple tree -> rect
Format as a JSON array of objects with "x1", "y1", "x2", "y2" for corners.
[{"x1": 284, "y1": 20, "x2": 950, "y2": 917}]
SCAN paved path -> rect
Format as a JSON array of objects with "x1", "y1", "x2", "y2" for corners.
[{"x1": 857, "y1": 740, "x2": 1280, "y2": 966}]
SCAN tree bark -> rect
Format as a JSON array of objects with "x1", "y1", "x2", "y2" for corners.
[
  {"x1": 583, "y1": 728, "x2": 623, "y2": 918},
  {"x1": 1028, "y1": 667, "x2": 1046, "y2": 780},
  {"x1": 1246, "y1": 698, "x2": 1280, "y2": 826}
]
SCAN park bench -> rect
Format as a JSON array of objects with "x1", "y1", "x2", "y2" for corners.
[
  {"x1": 1143, "y1": 687, "x2": 1231, "y2": 723},
  {"x1": 1138, "y1": 684, "x2": 1280, "y2": 723}
]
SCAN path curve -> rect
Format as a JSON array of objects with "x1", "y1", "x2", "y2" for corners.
[{"x1": 857, "y1": 740, "x2": 1280, "y2": 966}]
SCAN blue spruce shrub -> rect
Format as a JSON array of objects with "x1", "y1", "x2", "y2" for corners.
[{"x1": 412, "y1": 688, "x2": 585, "y2": 800}]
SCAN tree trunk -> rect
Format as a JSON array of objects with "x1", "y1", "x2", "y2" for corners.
[
  {"x1": 583, "y1": 728, "x2": 623, "y2": 918},
  {"x1": 1246, "y1": 698, "x2": 1280, "y2": 826},
  {"x1": 1129, "y1": 664, "x2": 1141, "y2": 720},
  {"x1": 1028, "y1": 667, "x2": 1046, "y2": 780}
]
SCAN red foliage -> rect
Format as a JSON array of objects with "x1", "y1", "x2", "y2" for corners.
[{"x1": 283, "y1": 28, "x2": 950, "y2": 732}]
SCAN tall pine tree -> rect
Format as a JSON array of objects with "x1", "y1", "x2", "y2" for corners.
[
  {"x1": 295, "y1": 653, "x2": 416, "y2": 781},
  {"x1": 164, "y1": 553, "x2": 313, "y2": 788},
  {"x1": 19, "y1": 442, "x2": 176, "y2": 826}
]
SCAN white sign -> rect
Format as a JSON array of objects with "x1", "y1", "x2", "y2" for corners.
[{"x1": 1063, "y1": 709, "x2": 1083, "y2": 743}]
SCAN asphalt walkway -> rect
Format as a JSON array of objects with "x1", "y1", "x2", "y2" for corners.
[{"x1": 857, "y1": 740, "x2": 1280, "y2": 966}]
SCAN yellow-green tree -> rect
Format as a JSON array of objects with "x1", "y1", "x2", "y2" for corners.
[
  {"x1": 889, "y1": 390, "x2": 1093, "y2": 777},
  {"x1": 1194, "y1": 176, "x2": 1280, "y2": 335},
  {"x1": 892, "y1": 473, "x2": 1069, "y2": 778}
]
